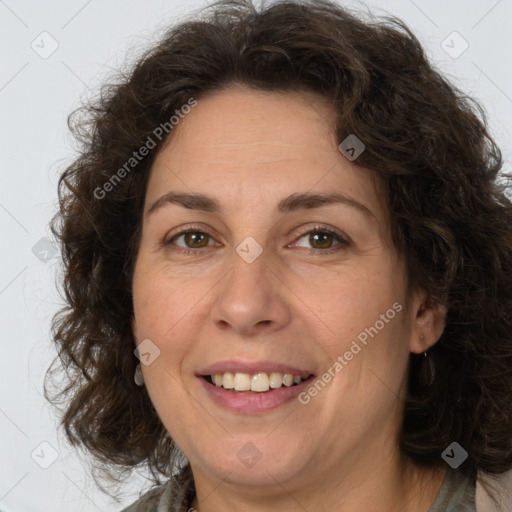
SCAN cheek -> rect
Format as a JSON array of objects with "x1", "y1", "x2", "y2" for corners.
[
  {"x1": 307, "y1": 275, "x2": 411, "y2": 405},
  {"x1": 132, "y1": 267, "x2": 182, "y2": 381},
  {"x1": 295, "y1": 265, "x2": 405, "y2": 355},
  {"x1": 131, "y1": 271, "x2": 192, "y2": 422},
  {"x1": 132, "y1": 260, "x2": 210, "y2": 381},
  {"x1": 132, "y1": 261, "x2": 194, "y2": 339}
]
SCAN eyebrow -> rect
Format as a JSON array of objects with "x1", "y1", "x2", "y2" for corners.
[{"x1": 147, "y1": 191, "x2": 376, "y2": 219}]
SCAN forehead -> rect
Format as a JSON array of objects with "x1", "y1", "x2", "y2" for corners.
[
  {"x1": 146, "y1": 85, "x2": 386, "y2": 222},
  {"x1": 154, "y1": 86, "x2": 338, "y2": 171}
]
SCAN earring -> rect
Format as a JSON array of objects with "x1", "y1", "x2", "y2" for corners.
[
  {"x1": 419, "y1": 350, "x2": 435, "y2": 386},
  {"x1": 134, "y1": 363, "x2": 144, "y2": 386}
]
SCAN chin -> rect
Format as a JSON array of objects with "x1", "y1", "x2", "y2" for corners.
[{"x1": 190, "y1": 435, "x2": 311, "y2": 488}]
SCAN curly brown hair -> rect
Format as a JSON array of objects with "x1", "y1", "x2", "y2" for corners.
[{"x1": 45, "y1": 0, "x2": 512, "y2": 500}]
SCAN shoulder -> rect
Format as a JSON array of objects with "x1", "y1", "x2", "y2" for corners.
[
  {"x1": 120, "y1": 481, "x2": 171, "y2": 512},
  {"x1": 476, "y1": 468, "x2": 512, "y2": 512},
  {"x1": 119, "y1": 466, "x2": 196, "y2": 512}
]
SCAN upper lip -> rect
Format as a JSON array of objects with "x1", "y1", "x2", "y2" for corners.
[{"x1": 198, "y1": 360, "x2": 314, "y2": 379}]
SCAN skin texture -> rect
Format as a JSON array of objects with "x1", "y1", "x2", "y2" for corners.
[{"x1": 132, "y1": 85, "x2": 448, "y2": 511}]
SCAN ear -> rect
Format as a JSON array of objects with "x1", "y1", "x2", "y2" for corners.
[{"x1": 409, "y1": 289, "x2": 447, "y2": 354}]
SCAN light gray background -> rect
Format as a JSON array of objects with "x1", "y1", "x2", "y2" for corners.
[{"x1": 1, "y1": 0, "x2": 511, "y2": 510}]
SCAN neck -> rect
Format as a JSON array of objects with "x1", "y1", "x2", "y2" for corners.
[{"x1": 189, "y1": 450, "x2": 447, "y2": 512}]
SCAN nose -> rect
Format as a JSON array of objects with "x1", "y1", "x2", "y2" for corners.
[{"x1": 209, "y1": 247, "x2": 292, "y2": 337}]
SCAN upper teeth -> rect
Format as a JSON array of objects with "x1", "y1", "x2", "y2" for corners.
[{"x1": 211, "y1": 372, "x2": 304, "y2": 392}]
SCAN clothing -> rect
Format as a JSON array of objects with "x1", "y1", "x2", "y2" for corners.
[
  {"x1": 120, "y1": 464, "x2": 512, "y2": 512},
  {"x1": 427, "y1": 467, "x2": 475, "y2": 511},
  {"x1": 120, "y1": 466, "x2": 195, "y2": 512}
]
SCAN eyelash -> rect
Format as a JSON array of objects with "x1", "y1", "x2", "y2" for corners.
[{"x1": 163, "y1": 224, "x2": 351, "y2": 256}]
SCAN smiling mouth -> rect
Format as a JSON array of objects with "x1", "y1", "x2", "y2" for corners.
[{"x1": 203, "y1": 372, "x2": 314, "y2": 393}]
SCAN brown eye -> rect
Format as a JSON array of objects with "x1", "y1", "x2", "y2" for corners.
[
  {"x1": 183, "y1": 231, "x2": 209, "y2": 248},
  {"x1": 308, "y1": 231, "x2": 335, "y2": 249},
  {"x1": 164, "y1": 226, "x2": 349, "y2": 255},
  {"x1": 167, "y1": 230, "x2": 214, "y2": 250},
  {"x1": 294, "y1": 228, "x2": 349, "y2": 252}
]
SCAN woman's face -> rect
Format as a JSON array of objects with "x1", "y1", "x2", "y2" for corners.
[{"x1": 132, "y1": 85, "x2": 443, "y2": 490}]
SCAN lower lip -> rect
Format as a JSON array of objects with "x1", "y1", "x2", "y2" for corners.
[{"x1": 199, "y1": 376, "x2": 314, "y2": 414}]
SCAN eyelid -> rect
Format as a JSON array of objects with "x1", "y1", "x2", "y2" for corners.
[
  {"x1": 291, "y1": 223, "x2": 351, "y2": 246},
  {"x1": 163, "y1": 222, "x2": 351, "y2": 253},
  {"x1": 162, "y1": 223, "x2": 221, "y2": 248}
]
